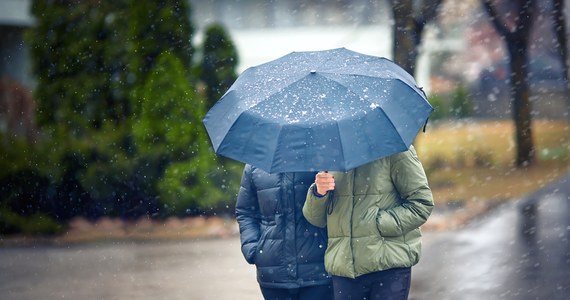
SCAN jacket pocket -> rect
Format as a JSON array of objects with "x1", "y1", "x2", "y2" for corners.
[
  {"x1": 359, "y1": 206, "x2": 382, "y2": 237},
  {"x1": 254, "y1": 227, "x2": 269, "y2": 265}
]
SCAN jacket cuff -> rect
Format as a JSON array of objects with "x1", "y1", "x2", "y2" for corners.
[{"x1": 312, "y1": 185, "x2": 326, "y2": 198}]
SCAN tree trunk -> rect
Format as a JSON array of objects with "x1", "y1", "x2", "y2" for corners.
[
  {"x1": 508, "y1": 41, "x2": 535, "y2": 167},
  {"x1": 553, "y1": 0, "x2": 570, "y2": 96},
  {"x1": 483, "y1": 0, "x2": 536, "y2": 167},
  {"x1": 388, "y1": 0, "x2": 443, "y2": 77},
  {"x1": 390, "y1": 0, "x2": 418, "y2": 76}
]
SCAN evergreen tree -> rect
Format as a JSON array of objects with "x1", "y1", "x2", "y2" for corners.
[
  {"x1": 24, "y1": 0, "x2": 126, "y2": 220},
  {"x1": 133, "y1": 52, "x2": 198, "y2": 160},
  {"x1": 128, "y1": 0, "x2": 195, "y2": 116},
  {"x1": 200, "y1": 23, "x2": 239, "y2": 109},
  {"x1": 27, "y1": 0, "x2": 195, "y2": 134},
  {"x1": 22, "y1": 0, "x2": 239, "y2": 220},
  {"x1": 27, "y1": 0, "x2": 131, "y2": 135},
  {"x1": 134, "y1": 52, "x2": 226, "y2": 214}
]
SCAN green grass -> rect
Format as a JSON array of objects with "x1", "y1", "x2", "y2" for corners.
[{"x1": 415, "y1": 119, "x2": 569, "y2": 204}]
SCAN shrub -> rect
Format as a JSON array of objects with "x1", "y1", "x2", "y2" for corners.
[
  {"x1": 450, "y1": 84, "x2": 473, "y2": 118},
  {"x1": 0, "y1": 208, "x2": 63, "y2": 235},
  {"x1": 134, "y1": 52, "x2": 234, "y2": 215},
  {"x1": 200, "y1": 23, "x2": 238, "y2": 109},
  {"x1": 427, "y1": 94, "x2": 448, "y2": 120}
]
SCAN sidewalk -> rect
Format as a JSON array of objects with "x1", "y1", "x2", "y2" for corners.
[
  {"x1": 409, "y1": 172, "x2": 570, "y2": 299},
  {"x1": 0, "y1": 237, "x2": 262, "y2": 300}
]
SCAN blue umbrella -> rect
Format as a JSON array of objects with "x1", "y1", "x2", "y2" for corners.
[{"x1": 203, "y1": 48, "x2": 433, "y2": 173}]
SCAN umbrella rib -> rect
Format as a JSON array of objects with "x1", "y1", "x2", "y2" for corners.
[
  {"x1": 319, "y1": 72, "x2": 422, "y2": 98},
  {"x1": 377, "y1": 107, "x2": 408, "y2": 149},
  {"x1": 319, "y1": 72, "x2": 430, "y2": 132},
  {"x1": 334, "y1": 120, "x2": 348, "y2": 171},
  {"x1": 269, "y1": 126, "x2": 285, "y2": 173},
  {"x1": 246, "y1": 73, "x2": 312, "y2": 114}
]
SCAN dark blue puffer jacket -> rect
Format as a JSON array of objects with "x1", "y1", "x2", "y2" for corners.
[{"x1": 236, "y1": 165, "x2": 331, "y2": 289}]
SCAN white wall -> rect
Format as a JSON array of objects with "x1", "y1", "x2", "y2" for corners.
[
  {"x1": 226, "y1": 25, "x2": 393, "y2": 72},
  {"x1": 0, "y1": 0, "x2": 33, "y2": 26}
]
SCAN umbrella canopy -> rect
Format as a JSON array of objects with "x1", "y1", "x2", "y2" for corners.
[{"x1": 203, "y1": 48, "x2": 433, "y2": 173}]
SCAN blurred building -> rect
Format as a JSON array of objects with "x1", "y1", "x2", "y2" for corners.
[
  {"x1": 189, "y1": 1, "x2": 393, "y2": 69},
  {"x1": 1, "y1": 0, "x2": 566, "y2": 120},
  {"x1": 0, "y1": 0, "x2": 459, "y2": 99},
  {"x1": 0, "y1": 0, "x2": 33, "y2": 88},
  {"x1": 0, "y1": 0, "x2": 35, "y2": 139},
  {"x1": 188, "y1": 0, "x2": 469, "y2": 95}
]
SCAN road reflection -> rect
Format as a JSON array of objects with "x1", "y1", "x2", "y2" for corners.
[{"x1": 410, "y1": 174, "x2": 570, "y2": 300}]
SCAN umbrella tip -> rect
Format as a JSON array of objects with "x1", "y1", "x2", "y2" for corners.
[{"x1": 310, "y1": 70, "x2": 316, "y2": 74}]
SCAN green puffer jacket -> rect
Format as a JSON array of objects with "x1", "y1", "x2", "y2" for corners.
[{"x1": 302, "y1": 146, "x2": 434, "y2": 278}]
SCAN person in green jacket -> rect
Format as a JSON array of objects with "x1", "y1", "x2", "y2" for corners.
[{"x1": 302, "y1": 145, "x2": 434, "y2": 300}]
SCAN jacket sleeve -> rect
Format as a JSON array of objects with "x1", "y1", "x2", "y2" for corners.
[
  {"x1": 302, "y1": 183, "x2": 329, "y2": 228},
  {"x1": 235, "y1": 165, "x2": 261, "y2": 264},
  {"x1": 377, "y1": 146, "x2": 434, "y2": 237}
]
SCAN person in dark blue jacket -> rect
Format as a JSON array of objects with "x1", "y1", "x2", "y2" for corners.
[{"x1": 236, "y1": 164, "x2": 333, "y2": 300}]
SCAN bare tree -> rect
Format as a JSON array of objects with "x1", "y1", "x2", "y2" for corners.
[
  {"x1": 388, "y1": 0, "x2": 443, "y2": 76},
  {"x1": 482, "y1": 0, "x2": 536, "y2": 167},
  {"x1": 553, "y1": 0, "x2": 570, "y2": 93}
]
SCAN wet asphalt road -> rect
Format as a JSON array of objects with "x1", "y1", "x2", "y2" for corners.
[
  {"x1": 0, "y1": 237, "x2": 262, "y2": 300},
  {"x1": 0, "y1": 172, "x2": 568, "y2": 299},
  {"x1": 411, "y1": 172, "x2": 570, "y2": 300}
]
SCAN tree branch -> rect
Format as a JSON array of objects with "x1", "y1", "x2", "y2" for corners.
[
  {"x1": 415, "y1": 0, "x2": 443, "y2": 45},
  {"x1": 482, "y1": 0, "x2": 511, "y2": 38},
  {"x1": 515, "y1": 0, "x2": 534, "y2": 40},
  {"x1": 420, "y1": 0, "x2": 443, "y2": 24}
]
